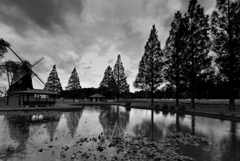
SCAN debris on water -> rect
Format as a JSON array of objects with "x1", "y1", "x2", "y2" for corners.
[
  {"x1": 64, "y1": 146, "x2": 69, "y2": 151},
  {"x1": 60, "y1": 151, "x2": 66, "y2": 158},
  {"x1": 38, "y1": 149, "x2": 43, "y2": 152},
  {"x1": 71, "y1": 153, "x2": 76, "y2": 159},
  {"x1": 96, "y1": 145, "x2": 104, "y2": 152}
]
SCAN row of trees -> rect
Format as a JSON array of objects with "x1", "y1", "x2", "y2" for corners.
[
  {"x1": 44, "y1": 65, "x2": 81, "y2": 101},
  {"x1": 134, "y1": 0, "x2": 240, "y2": 110},
  {"x1": 99, "y1": 55, "x2": 130, "y2": 101},
  {"x1": 44, "y1": 54, "x2": 130, "y2": 101}
]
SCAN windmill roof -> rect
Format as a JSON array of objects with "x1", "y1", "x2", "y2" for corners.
[
  {"x1": 89, "y1": 93, "x2": 106, "y2": 98},
  {"x1": 13, "y1": 89, "x2": 60, "y2": 95}
]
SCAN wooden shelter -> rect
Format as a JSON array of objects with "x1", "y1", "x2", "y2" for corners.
[
  {"x1": 89, "y1": 93, "x2": 107, "y2": 102},
  {"x1": 14, "y1": 89, "x2": 59, "y2": 107}
]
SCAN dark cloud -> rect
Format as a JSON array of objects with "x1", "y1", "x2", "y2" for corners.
[
  {"x1": 0, "y1": 0, "x2": 216, "y2": 91},
  {"x1": 0, "y1": 0, "x2": 85, "y2": 35}
]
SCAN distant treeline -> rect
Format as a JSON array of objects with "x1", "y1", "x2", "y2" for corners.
[{"x1": 59, "y1": 81, "x2": 240, "y2": 100}]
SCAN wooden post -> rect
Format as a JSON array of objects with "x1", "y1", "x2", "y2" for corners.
[
  {"x1": 23, "y1": 94, "x2": 25, "y2": 105},
  {"x1": 27, "y1": 94, "x2": 29, "y2": 107},
  {"x1": 19, "y1": 94, "x2": 21, "y2": 106}
]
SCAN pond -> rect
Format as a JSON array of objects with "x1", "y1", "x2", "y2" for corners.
[{"x1": 0, "y1": 105, "x2": 239, "y2": 161}]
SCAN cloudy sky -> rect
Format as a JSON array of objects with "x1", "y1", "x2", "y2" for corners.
[{"x1": 0, "y1": 0, "x2": 216, "y2": 92}]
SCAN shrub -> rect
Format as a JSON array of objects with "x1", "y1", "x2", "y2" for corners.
[
  {"x1": 125, "y1": 102, "x2": 131, "y2": 106},
  {"x1": 155, "y1": 104, "x2": 160, "y2": 109},
  {"x1": 162, "y1": 103, "x2": 169, "y2": 110},
  {"x1": 126, "y1": 106, "x2": 131, "y2": 112},
  {"x1": 219, "y1": 111, "x2": 224, "y2": 116},
  {"x1": 170, "y1": 105, "x2": 175, "y2": 110},
  {"x1": 178, "y1": 105, "x2": 186, "y2": 111},
  {"x1": 155, "y1": 110, "x2": 160, "y2": 114}
]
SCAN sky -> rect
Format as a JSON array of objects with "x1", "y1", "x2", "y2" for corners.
[{"x1": 0, "y1": 0, "x2": 216, "y2": 92}]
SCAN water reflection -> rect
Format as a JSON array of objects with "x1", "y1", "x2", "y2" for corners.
[
  {"x1": 2, "y1": 114, "x2": 30, "y2": 160},
  {"x1": 219, "y1": 121, "x2": 240, "y2": 161},
  {"x1": 44, "y1": 111, "x2": 62, "y2": 141},
  {"x1": 134, "y1": 110, "x2": 163, "y2": 140},
  {"x1": 65, "y1": 110, "x2": 83, "y2": 138},
  {"x1": 0, "y1": 106, "x2": 239, "y2": 161},
  {"x1": 99, "y1": 105, "x2": 130, "y2": 136}
]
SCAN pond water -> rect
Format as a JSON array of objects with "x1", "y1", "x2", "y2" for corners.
[{"x1": 0, "y1": 105, "x2": 239, "y2": 161}]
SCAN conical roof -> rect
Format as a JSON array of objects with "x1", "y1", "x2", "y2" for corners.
[{"x1": 88, "y1": 93, "x2": 106, "y2": 98}]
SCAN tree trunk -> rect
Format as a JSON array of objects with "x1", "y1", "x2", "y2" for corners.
[
  {"x1": 6, "y1": 96, "x2": 9, "y2": 105},
  {"x1": 191, "y1": 42, "x2": 195, "y2": 109},
  {"x1": 176, "y1": 88, "x2": 179, "y2": 107},
  {"x1": 176, "y1": 45, "x2": 180, "y2": 107},
  {"x1": 151, "y1": 84, "x2": 154, "y2": 106},
  {"x1": 191, "y1": 84, "x2": 195, "y2": 109},
  {"x1": 227, "y1": 0, "x2": 235, "y2": 111},
  {"x1": 229, "y1": 83, "x2": 235, "y2": 110},
  {"x1": 176, "y1": 74, "x2": 179, "y2": 106}
]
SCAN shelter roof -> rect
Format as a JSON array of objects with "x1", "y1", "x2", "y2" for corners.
[
  {"x1": 89, "y1": 93, "x2": 106, "y2": 98},
  {"x1": 13, "y1": 89, "x2": 60, "y2": 95}
]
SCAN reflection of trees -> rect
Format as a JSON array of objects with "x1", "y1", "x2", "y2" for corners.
[
  {"x1": 65, "y1": 110, "x2": 83, "y2": 138},
  {"x1": 44, "y1": 111, "x2": 62, "y2": 141},
  {"x1": 167, "y1": 113, "x2": 196, "y2": 134},
  {"x1": 134, "y1": 110, "x2": 163, "y2": 140},
  {"x1": 134, "y1": 112, "x2": 198, "y2": 141},
  {"x1": 2, "y1": 114, "x2": 31, "y2": 160},
  {"x1": 99, "y1": 105, "x2": 130, "y2": 136},
  {"x1": 219, "y1": 121, "x2": 240, "y2": 161}
]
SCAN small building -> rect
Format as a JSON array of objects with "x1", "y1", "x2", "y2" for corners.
[
  {"x1": 88, "y1": 93, "x2": 107, "y2": 102},
  {"x1": 14, "y1": 89, "x2": 59, "y2": 107}
]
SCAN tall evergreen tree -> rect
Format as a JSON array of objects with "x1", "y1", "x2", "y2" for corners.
[
  {"x1": 182, "y1": 0, "x2": 212, "y2": 109},
  {"x1": 113, "y1": 55, "x2": 130, "y2": 101},
  {"x1": 134, "y1": 25, "x2": 164, "y2": 106},
  {"x1": 133, "y1": 56, "x2": 147, "y2": 91},
  {"x1": 44, "y1": 65, "x2": 62, "y2": 92},
  {"x1": 99, "y1": 65, "x2": 117, "y2": 97},
  {"x1": 66, "y1": 67, "x2": 81, "y2": 91},
  {"x1": 66, "y1": 67, "x2": 81, "y2": 102},
  {"x1": 211, "y1": 0, "x2": 240, "y2": 110},
  {"x1": 164, "y1": 11, "x2": 186, "y2": 107}
]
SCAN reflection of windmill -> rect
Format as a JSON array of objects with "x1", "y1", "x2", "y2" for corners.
[{"x1": 6, "y1": 47, "x2": 45, "y2": 93}]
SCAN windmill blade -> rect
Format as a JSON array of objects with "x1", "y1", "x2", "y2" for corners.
[
  {"x1": 31, "y1": 69, "x2": 45, "y2": 86},
  {"x1": 8, "y1": 47, "x2": 25, "y2": 63},
  {"x1": 31, "y1": 57, "x2": 44, "y2": 67},
  {"x1": 11, "y1": 71, "x2": 27, "y2": 85}
]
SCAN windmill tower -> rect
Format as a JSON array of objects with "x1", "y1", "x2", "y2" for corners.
[{"x1": 5, "y1": 47, "x2": 45, "y2": 94}]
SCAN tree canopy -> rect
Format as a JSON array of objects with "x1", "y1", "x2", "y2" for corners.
[
  {"x1": 181, "y1": 0, "x2": 212, "y2": 108},
  {"x1": 0, "y1": 38, "x2": 10, "y2": 60},
  {"x1": 99, "y1": 65, "x2": 117, "y2": 98},
  {"x1": 134, "y1": 25, "x2": 164, "y2": 105},
  {"x1": 44, "y1": 65, "x2": 62, "y2": 92},
  {"x1": 211, "y1": 0, "x2": 240, "y2": 110},
  {"x1": 113, "y1": 55, "x2": 129, "y2": 101},
  {"x1": 164, "y1": 11, "x2": 186, "y2": 106},
  {"x1": 66, "y1": 67, "x2": 81, "y2": 91}
]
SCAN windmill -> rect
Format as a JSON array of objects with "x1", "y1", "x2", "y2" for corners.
[{"x1": 5, "y1": 47, "x2": 45, "y2": 93}]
